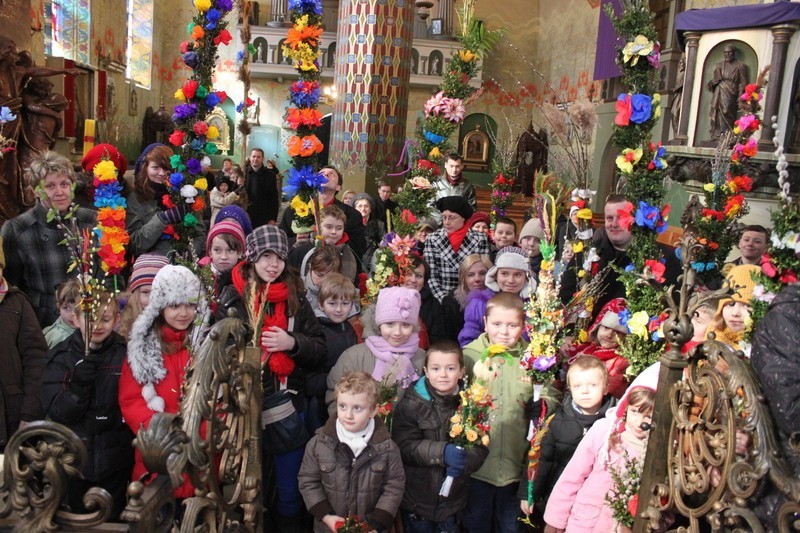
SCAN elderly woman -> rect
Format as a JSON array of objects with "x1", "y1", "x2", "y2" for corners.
[{"x1": 0, "y1": 150, "x2": 97, "y2": 326}]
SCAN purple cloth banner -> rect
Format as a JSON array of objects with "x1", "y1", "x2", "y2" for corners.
[
  {"x1": 594, "y1": 0, "x2": 623, "y2": 81},
  {"x1": 676, "y1": 2, "x2": 800, "y2": 49}
]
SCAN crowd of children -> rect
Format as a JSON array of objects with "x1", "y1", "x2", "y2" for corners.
[{"x1": 0, "y1": 146, "x2": 775, "y2": 533}]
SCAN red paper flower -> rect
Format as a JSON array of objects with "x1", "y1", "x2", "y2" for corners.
[
  {"x1": 193, "y1": 121, "x2": 209, "y2": 136},
  {"x1": 213, "y1": 29, "x2": 232, "y2": 46},
  {"x1": 728, "y1": 175, "x2": 752, "y2": 193},
  {"x1": 191, "y1": 196, "x2": 205, "y2": 212},
  {"x1": 162, "y1": 194, "x2": 176, "y2": 209},
  {"x1": 400, "y1": 209, "x2": 418, "y2": 224},
  {"x1": 617, "y1": 201, "x2": 635, "y2": 231},
  {"x1": 180, "y1": 41, "x2": 190, "y2": 54},
  {"x1": 780, "y1": 270, "x2": 797, "y2": 284},
  {"x1": 701, "y1": 208, "x2": 725, "y2": 221},
  {"x1": 215, "y1": 90, "x2": 228, "y2": 103},
  {"x1": 615, "y1": 94, "x2": 632, "y2": 126},
  {"x1": 761, "y1": 254, "x2": 777, "y2": 277},
  {"x1": 183, "y1": 80, "x2": 199, "y2": 100},
  {"x1": 628, "y1": 494, "x2": 639, "y2": 518},
  {"x1": 168, "y1": 130, "x2": 185, "y2": 146},
  {"x1": 645, "y1": 259, "x2": 666, "y2": 283}
]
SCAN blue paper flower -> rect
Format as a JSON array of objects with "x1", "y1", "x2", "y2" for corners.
[
  {"x1": 206, "y1": 8, "x2": 221, "y2": 22},
  {"x1": 691, "y1": 261, "x2": 716, "y2": 273},
  {"x1": 424, "y1": 130, "x2": 446, "y2": 144},
  {"x1": 533, "y1": 355, "x2": 556, "y2": 372},
  {"x1": 630, "y1": 93, "x2": 652, "y2": 124},
  {"x1": 282, "y1": 165, "x2": 328, "y2": 197},
  {"x1": 236, "y1": 102, "x2": 245, "y2": 113},
  {"x1": 186, "y1": 158, "x2": 203, "y2": 175},
  {"x1": 288, "y1": 0, "x2": 322, "y2": 15},
  {"x1": 289, "y1": 84, "x2": 321, "y2": 107},
  {"x1": 173, "y1": 103, "x2": 198, "y2": 122},
  {"x1": 205, "y1": 92, "x2": 220, "y2": 107},
  {"x1": 635, "y1": 200, "x2": 660, "y2": 231},
  {"x1": 205, "y1": 21, "x2": 217, "y2": 30},
  {"x1": 190, "y1": 139, "x2": 205, "y2": 151},
  {"x1": 0, "y1": 107, "x2": 16, "y2": 123},
  {"x1": 183, "y1": 51, "x2": 199, "y2": 69},
  {"x1": 624, "y1": 264, "x2": 635, "y2": 272},
  {"x1": 236, "y1": 50, "x2": 245, "y2": 63},
  {"x1": 618, "y1": 308, "x2": 631, "y2": 326}
]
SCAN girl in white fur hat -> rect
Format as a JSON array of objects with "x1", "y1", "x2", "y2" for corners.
[{"x1": 118, "y1": 264, "x2": 205, "y2": 499}]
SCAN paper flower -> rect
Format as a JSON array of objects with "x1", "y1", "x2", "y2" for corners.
[
  {"x1": 194, "y1": 0, "x2": 211, "y2": 11},
  {"x1": 283, "y1": 165, "x2": 328, "y2": 197},
  {"x1": 622, "y1": 35, "x2": 654, "y2": 65},
  {"x1": 627, "y1": 311, "x2": 650, "y2": 338},
  {"x1": 290, "y1": 195, "x2": 314, "y2": 217},
  {"x1": 648, "y1": 143, "x2": 667, "y2": 170},
  {"x1": 180, "y1": 184, "x2": 199, "y2": 201},
  {"x1": 617, "y1": 202, "x2": 636, "y2": 231},
  {"x1": 0, "y1": 107, "x2": 17, "y2": 123},
  {"x1": 630, "y1": 94, "x2": 652, "y2": 124},
  {"x1": 459, "y1": 49, "x2": 477, "y2": 62},
  {"x1": 644, "y1": 259, "x2": 666, "y2": 283},
  {"x1": 615, "y1": 148, "x2": 643, "y2": 173},
  {"x1": 287, "y1": 134, "x2": 324, "y2": 157},
  {"x1": 410, "y1": 176, "x2": 431, "y2": 190},
  {"x1": 615, "y1": 94, "x2": 632, "y2": 126}
]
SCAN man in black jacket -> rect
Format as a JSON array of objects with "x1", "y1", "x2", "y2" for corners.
[
  {"x1": 279, "y1": 166, "x2": 367, "y2": 260},
  {"x1": 245, "y1": 148, "x2": 280, "y2": 227}
]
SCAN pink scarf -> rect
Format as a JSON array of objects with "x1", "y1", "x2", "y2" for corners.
[{"x1": 365, "y1": 333, "x2": 420, "y2": 389}]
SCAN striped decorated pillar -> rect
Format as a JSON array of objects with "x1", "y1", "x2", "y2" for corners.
[{"x1": 329, "y1": 0, "x2": 414, "y2": 193}]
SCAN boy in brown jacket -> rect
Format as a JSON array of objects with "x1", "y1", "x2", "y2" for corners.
[{"x1": 299, "y1": 371, "x2": 405, "y2": 533}]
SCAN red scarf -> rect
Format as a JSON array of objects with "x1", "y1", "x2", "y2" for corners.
[
  {"x1": 232, "y1": 262, "x2": 295, "y2": 384},
  {"x1": 336, "y1": 232, "x2": 350, "y2": 246},
  {"x1": 161, "y1": 324, "x2": 190, "y2": 353},
  {"x1": 447, "y1": 224, "x2": 470, "y2": 253}
]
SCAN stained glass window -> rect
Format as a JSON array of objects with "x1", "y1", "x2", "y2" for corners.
[
  {"x1": 126, "y1": 0, "x2": 154, "y2": 89},
  {"x1": 44, "y1": 0, "x2": 91, "y2": 65}
]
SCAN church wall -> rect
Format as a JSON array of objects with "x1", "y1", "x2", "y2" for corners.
[{"x1": 686, "y1": 0, "x2": 761, "y2": 9}]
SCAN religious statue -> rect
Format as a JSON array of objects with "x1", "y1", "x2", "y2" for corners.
[
  {"x1": 671, "y1": 53, "x2": 685, "y2": 138},
  {"x1": 515, "y1": 123, "x2": 548, "y2": 196},
  {"x1": 707, "y1": 45, "x2": 748, "y2": 140},
  {"x1": 18, "y1": 77, "x2": 69, "y2": 171},
  {"x1": 141, "y1": 102, "x2": 173, "y2": 151},
  {"x1": 0, "y1": 35, "x2": 82, "y2": 225},
  {"x1": 789, "y1": 76, "x2": 800, "y2": 152}
]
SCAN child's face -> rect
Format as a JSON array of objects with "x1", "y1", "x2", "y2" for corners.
[
  {"x1": 310, "y1": 268, "x2": 331, "y2": 288},
  {"x1": 218, "y1": 182, "x2": 229, "y2": 193},
  {"x1": 379, "y1": 321, "x2": 415, "y2": 347},
  {"x1": 210, "y1": 236, "x2": 240, "y2": 273},
  {"x1": 691, "y1": 306, "x2": 714, "y2": 340},
  {"x1": 568, "y1": 368, "x2": 607, "y2": 413},
  {"x1": 493, "y1": 223, "x2": 515, "y2": 249},
  {"x1": 320, "y1": 216, "x2": 344, "y2": 245},
  {"x1": 471, "y1": 221, "x2": 489, "y2": 234},
  {"x1": 466, "y1": 261, "x2": 488, "y2": 292},
  {"x1": 483, "y1": 307, "x2": 524, "y2": 347},
  {"x1": 336, "y1": 391, "x2": 378, "y2": 433},
  {"x1": 722, "y1": 301, "x2": 750, "y2": 332},
  {"x1": 496, "y1": 268, "x2": 526, "y2": 294},
  {"x1": 76, "y1": 304, "x2": 118, "y2": 344},
  {"x1": 59, "y1": 300, "x2": 77, "y2": 327},
  {"x1": 519, "y1": 236, "x2": 541, "y2": 257},
  {"x1": 137, "y1": 286, "x2": 152, "y2": 309},
  {"x1": 625, "y1": 402, "x2": 652, "y2": 441},
  {"x1": 424, "y1": 351, "x2": 463, "y2": 395},
  {"x1": 320, "y1": 297, "x2": 353, "y2": 324},
  {"x1": 254, "y1": 252, "x2": 285, "y2": 284},
  {"x1": 596, "y1": 325, "x2": 623, "y2": 350},
  {"x1": 163, "y1": 303, "x2": 197, "y2": 331},
  {"x1": 403, "y1": 264, "x2": 425, "y2": 292}
]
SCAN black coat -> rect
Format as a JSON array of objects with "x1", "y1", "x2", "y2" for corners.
[
  {"x1": 518, "y1": 392, "x2": 617, "y2": 503},
  {"x1": 419, "y1": 286, "x2": 446, "y2": 345},
  {"x1": 280, "y1": 198, "x2": 367, "y2": 260},
  {"x1": 440, "y1": 291, "x2": 465, "y2": 342},
  {"x1": 245, "y1": 164, "x2": 280, "y2": 227},
  {"x1": 392, "y1": 377, "x2": 488, "y2": 522},
  {"x1": 40, "y1": 330, "x2": 134, "y2": 481},
  {"x1": 305, "y1": 314, "x2": 358, "y2": 399}
]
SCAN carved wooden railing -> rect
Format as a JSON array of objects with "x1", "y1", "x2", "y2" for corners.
[
  {"x1": 0, "y1": 316, "x2": 261, "y2": 532},
  {"x1": 634, "y1": 232, "x2": 800, "y2": 532}
]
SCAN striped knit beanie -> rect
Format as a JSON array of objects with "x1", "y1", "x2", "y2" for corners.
[{"x1": 129, "y1": 253, "x2": 170, "y2": 292}]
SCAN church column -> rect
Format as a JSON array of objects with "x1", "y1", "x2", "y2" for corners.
[
  {"x1": 433, "y1": 0, "x2": 456, "y2": 40},
  {"x1": 329, "y1": 0, "x2": 415, "y2": 193},
  {"x1": 758, "y1": 24, "x2": 798, "y2": 150},
  {"x1": 673, "y1": 31, "x2": 700, "y2": 146}
]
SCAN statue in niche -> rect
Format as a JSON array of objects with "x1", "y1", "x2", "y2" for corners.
[
  {"x1": 18, "y1": 77, "x2": 69, "y2": 171},
  {"x1": 515, "y1": 123, "x2": 548, "y2": 197},
  {"x1": 671, "y1": 53, "x2": 685, "y2": 137},
  {"x1": 707, "y1": 45, "x2": 748, "y2": 139},
  {"x1": 0, "y1": 35, "x2": 82, "y2": 225},
  {"x1": 790, "y1": 77, "x2": 800, "y2": 152}
]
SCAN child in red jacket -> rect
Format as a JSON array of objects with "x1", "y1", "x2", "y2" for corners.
[
  {"x1": 567, "y1": 298, "x2": 630, "y2": 399},
  {"x1": 118, "y1": 264, "x2": 206, "y2": 499}
]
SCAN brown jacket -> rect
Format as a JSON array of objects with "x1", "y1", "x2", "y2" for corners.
[{"x1": 298, "y1": 417, "x2": 405, "y2": 532}]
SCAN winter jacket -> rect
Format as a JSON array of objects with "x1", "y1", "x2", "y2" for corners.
[
  {"x1": 519, "y1": 392, "x2": 616, "y2": 503},
  {"x1": 441, "y1": 290, "x2": 466, "y2": 341},
  {"x1": 298, "y1": 417, "x2": 406, "y2": 533},
  {"x1": 326, "y1": 343, "x2": 426, "y2": 417},
  {"x1": 419, "y1": 286, "x2": 446, "y2": 346},
  {"x1": 362, "y1": 218, "x2": 385, "y2": 272},
  {"x1": 41, "y1": 330, "x2": 134, "y2": 481},
  {"x1": 392, "y1": 377, "x2": 489, "y2": 521},
  {"x1": 463, "y1": 334, "x2": 532, "y2": 487},
  {"x1": 43, "y1": 316, "x2": 76, "y2": 349},
  {"x1": 244, "y1": 164, "x2": 280, "y2": 227},
  {"x1": 432, "y1": 176, "x2": 478, "y2": 216},
  {"x1": 567, "y1": 343, "x2": 630, "y2": 399},
  {"x1": 424, "y1": 229, "x2": 490, "y2": 303},
  {"x1": 126, "y1": 191, "x2": 206, "y2": 257},
  {"x1": 306, "y1": 314, "x2": 358, "y2": 400},
  {"x1": 0, "y1": 286, "x2": 47, "y2": 449},
  {"x1": 0, "y1": 203, "x2": 97, "y2": 326},
  {"x1": 750, "y1": 284, "x2": 800, "y2": 526},
  {"x1": 543, "y1": 417, "x2": 645, "y2": 532},
  {"x1": 281, "y1": 198, "x2": 368, "y2": 260},
  {"x1": 209, "y1": 187, "x2": 239, "y2": 225},
  {"x1": 458, "y1": 288, "x2": 495, "y2": 347},
  {"x1": 118, "y1": 325, "x2": 194, "y2": 498}
]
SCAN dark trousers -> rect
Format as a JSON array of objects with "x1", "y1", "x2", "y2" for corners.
[
  {"x1": 461, "y1": 478, "x2": 523, "y2": 533},
  {"x1": 402, "y1": 510, "x2": 459, "y2": 533}
]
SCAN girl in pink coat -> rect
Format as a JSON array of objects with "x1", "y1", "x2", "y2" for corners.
[{"x1": 543, "y1": 365, "x2": 658, "y2": 533}]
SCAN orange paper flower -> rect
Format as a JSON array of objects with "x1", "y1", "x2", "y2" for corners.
[
  {"x1": 287, "y1": 134, "x2": 324, "y2": 157},
  {"x1": 285, "y1": 24, "x2": 323, "y2": 50}
]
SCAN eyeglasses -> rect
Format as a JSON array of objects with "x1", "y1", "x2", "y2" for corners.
[{"x1": 441, "y1": 215, "x2": 463, "y2": 222}]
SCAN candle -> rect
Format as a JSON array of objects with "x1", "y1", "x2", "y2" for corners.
[{"x1": 83, "y1": 119, "x2": 96, "y2": 157}]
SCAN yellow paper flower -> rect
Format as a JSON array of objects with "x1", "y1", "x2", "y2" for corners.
[
  {"x1": 541, "y1": 260, "x2": 552, "y2": 272},
  {"x1": 194, "y1": 178, "x2": 208, "y2": 191},
  {"x1": 487, "y1": 344, "x2": 506, "y2": 355},
  {"x1": 576, "y1": 208, "x2": 593, "y2": 220},
  {"x1": 193, "y1": 0, "x2": 211, "y2": 11},
  {"x1": 429, "y1": 147, "x2": 441, "y2": 159},
  {"x1": 651, "y1": 93, "x2": 661, "y2": 120},
  {"x1": 622, "y1": 35, "x2": 654, "y2": 65},
  {"x1": 459, "y1": 49, "x2": 477, "y2": 63},
  {"x1": 468, "y1": 382, "x2": 489, "y2": 404},
  {"x1": 294, "y1": 14, "x2": 309, "y2": 29},
  {"x1": 615, "y1": 148, "x2": 643, "y2": 174},
  {"x1": 481, "y1": 434, "x2": 490, "y2": 446},
  {"x1": 578, "y1": 269, "x2": 586, "y2": 278},
  {"x1": 627, "y1": 311, "x2": 649, "y2": 338},
  {"x1": 206, "y1": 126, "x2": 220, "y2": 140},
  {"x1": 578, "y1": 329, "x2": 589, "y2": 343},
  {"x1": 450, "y1": 413, "x2": 462, "y2": 424},
  {"x1": 94, "y1": 160, "x2": 118, "y2": 182},
  {"x1": 572, "y1": 241, "x2": 584, "y2": 253},
  {"x1": 174, "y1": 88, "x2": 187, "y2": 102},
  {"x1": 703, "y1": 183, "x2": 716, "y2": 192},
  {"x1": 465, "y1": 429, "x2": 478, "y2": 442},
  {"x1": 291, "y1": 195, "x2": 313, "y2": 217}
]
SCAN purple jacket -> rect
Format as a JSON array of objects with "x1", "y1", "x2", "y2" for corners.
[
  {"x1": 458, "y1": 288, "x2": 495, "y2": 347},
  {"x1": 543, "y1": 416, "x2": 644, "y2": 532}
]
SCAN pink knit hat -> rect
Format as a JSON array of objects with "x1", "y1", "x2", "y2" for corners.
[
  {"x1": 375, "y1": 286, "x2": 421, "y2": 326},
  {"x1": 129, "y1": 254, "x2": 170, "y2": 292},
  {"x1": 206, "y1": 220, "x2": 246, "y2": 256}
]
